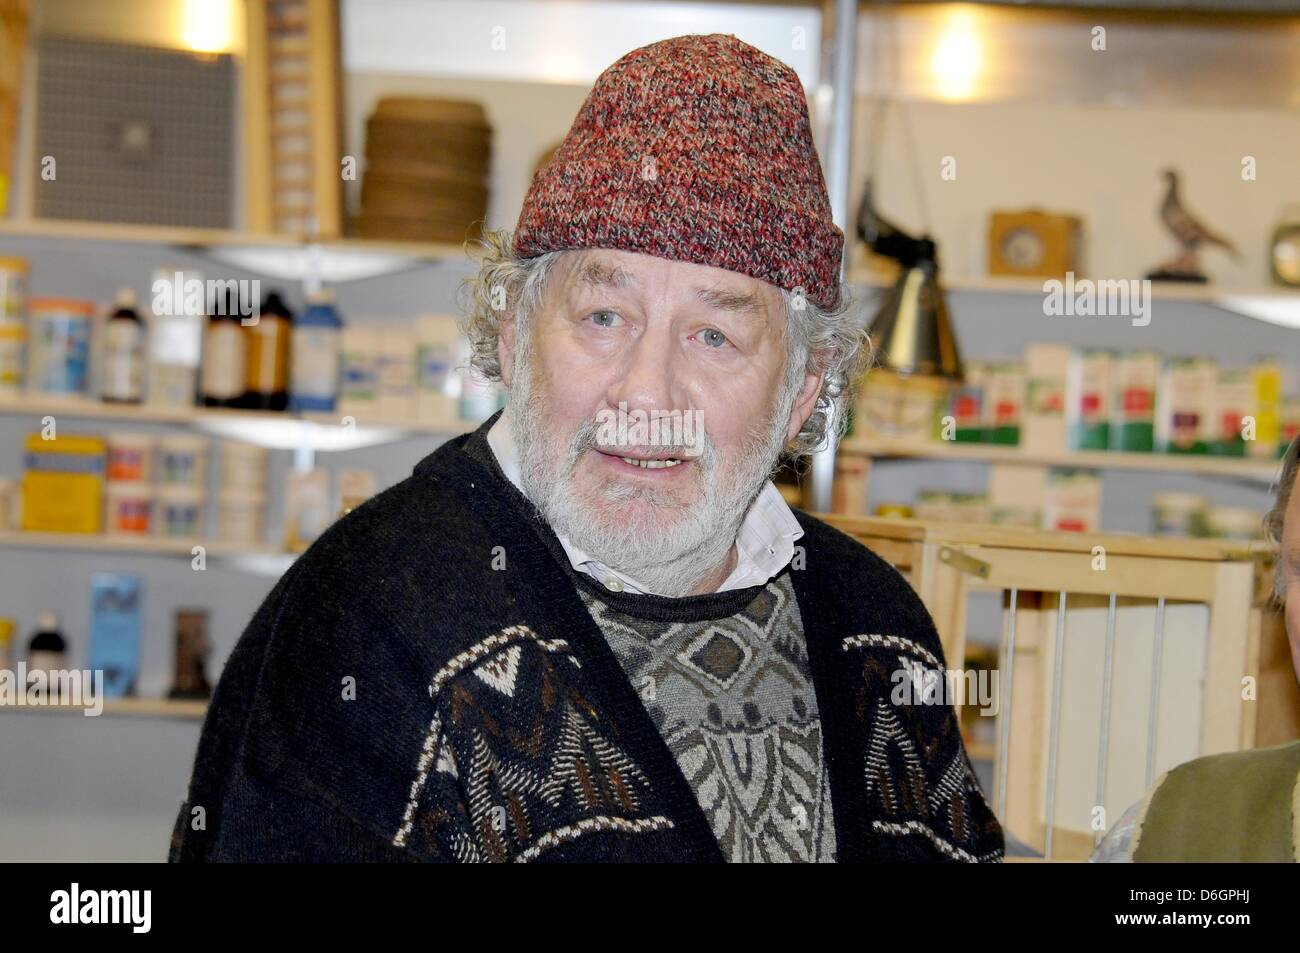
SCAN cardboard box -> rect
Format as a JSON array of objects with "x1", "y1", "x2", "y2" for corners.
[
  {"x1": 983, "y1": 362, "x2": 1024, "y2": 446},
  {"x1": 1211, "y1": 368, "x2": 1252, "y2": 457},
  {"x1": 1110, "y1": 351, "x2": 1159, "y2": 452},
  {"x1": 21, "y1": 432, "x2": 105, "y2": 533},
  {"x1": 377, "y1": 328, "x2": 417, "y2": 420},
  {"x1": 948, "y1": 359, "x2": 989, "y2": 443},
  {"x1": 1066, "y1": 349, "x2": 1113, "y2": 451},
  {"x1": 1043, "y1": 468, "x2": 1101, "y2": 534},
  {"x1": 416, "y1": 314, "x2": 461, "y2": 426},
  {"x1": 88, "y1": 573, "x2": 142, "y2": 698},
  {"x1": 1155, "y1": 357, "x2": 1215, "y2": 454},
  {"x1": 1022, "y1": 344, "x2": 1070, "y2": 453},
  {"x1": 1248, "y1": 358, "x2": 1283, "y2": 459},
  {"x1": 339, "y1": 327, "x2": 380, "y2": 418}
]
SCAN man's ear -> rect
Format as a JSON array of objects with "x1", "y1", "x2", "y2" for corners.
[
  {"x1": 785, "y1": 361, "x2": 826, "y2": 446},
  {"x1": 497, "y1": 314, "x2": 518, "y2": 390}
]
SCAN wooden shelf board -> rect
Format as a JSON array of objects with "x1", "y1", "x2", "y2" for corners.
[
  {"x1": 0, "y1": 530, "x2": 285, "y2": 559},
  {"x1": 840, "y1": 433, "x2": 1282, "y2": 482},
  {"x1": 0, "y1": 394, "x2": 474, "y2": 447},
  {"x1": 848, "y1": 267, "x2": 1300, "y2": 304},
  {"x1": 0, "y1": 217, "x2": 464, "y2": 265},
  {"x1": 819, "y1": 513, "x2": 1269, "y2": 562},
  {"x1": 0, "y1": 697, "x2": 208, "y2": 719}
]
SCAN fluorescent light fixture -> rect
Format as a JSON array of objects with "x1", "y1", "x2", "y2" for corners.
[
  {"x1": 342, "y1": 0, "x2": 821, "y2": 88},
  {"x1": 192, "y1": 414, "x2": 411, "y2": 451},
  {"x1": 203, "y1": 245, "x2": 428, "y2": 283},
  {"x1": 1214, "y1": 295, "x2": 1300, "y2": 329},
  {"x1": 217, "y1": 552, "x2": 299, "y2": 577}
]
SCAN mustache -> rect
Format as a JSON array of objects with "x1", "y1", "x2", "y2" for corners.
[{"x1": 568, "y1": 415, "x2": 715, "y2": 467}]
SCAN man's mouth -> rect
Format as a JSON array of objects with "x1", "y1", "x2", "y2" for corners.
[
  {"x1": 593, "y1": 448, "x2": 693, "y2": 474},
  {"x1": 617, "y1": 455, "x2": 683, "y2": 469}
]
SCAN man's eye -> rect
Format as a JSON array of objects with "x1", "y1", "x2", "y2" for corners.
[
  {"x1": 587, "y1": 310, "x2": 621, "y2": 328},
  {"x1": 698, "y1": 328, "x2": 729, "y2": 348}
]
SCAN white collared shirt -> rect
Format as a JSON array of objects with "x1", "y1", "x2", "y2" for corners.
[{"x1": 486, "y1": 405, "x2": 804, "y2": 597}]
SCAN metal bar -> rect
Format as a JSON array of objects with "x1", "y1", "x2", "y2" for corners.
[
  {"x1": 995, "y1": 587, "x2": 1018, "y2": 824},
  {"x1": 1094, "y1": 592, "x2": 1118, "y2": 846},
  {"x1": 1044, "y1": 590, "x2": 1068, "y2": 861},
  {"x1": 1144, "y1": 597, "x2": 1168, "y2": 789},
  {"x1": 807, "y1": 0, "x2": 857, "y2": 514}
]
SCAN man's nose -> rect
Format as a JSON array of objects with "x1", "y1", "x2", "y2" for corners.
[{"x1": 606, "y1": 321, "x2": 681, "y2": 417}]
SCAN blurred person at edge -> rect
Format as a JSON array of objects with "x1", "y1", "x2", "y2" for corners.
[
  {"x1": 1092, "y1": 437, "x2": 1300, "y2": 862},
  {"x1": 170, "y1": 34, "x2": 1002, "y2": 863}
]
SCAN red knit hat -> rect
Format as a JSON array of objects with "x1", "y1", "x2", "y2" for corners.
[{"x1": 514, "y1": 33, "x2": 844, "y2": 309}]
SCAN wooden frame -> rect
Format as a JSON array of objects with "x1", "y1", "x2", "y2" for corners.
[
  {"x1": 819, "y1": 514, "x2": 1287, "y2": 860},
  {"x1": 242, "y1": 0, "x2": 343, "y2": 237}
]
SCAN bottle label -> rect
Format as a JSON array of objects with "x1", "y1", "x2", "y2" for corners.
[
  {"x1": 292, "y1": 327, "x2": 340, "y2": 400},
  {"x1": 203, "y1": 323, "x2": 247, "y2": 399},
  {"x1": 103, "y1": 320, "x2": 144, "y2": 400},
  {"x1": 246, "y1": 318, "x2": 289, "y2": 393}
]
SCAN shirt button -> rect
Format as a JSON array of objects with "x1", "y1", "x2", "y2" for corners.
[{"x1": 605, "y1": 577, "x2": 624, "y2": 593}]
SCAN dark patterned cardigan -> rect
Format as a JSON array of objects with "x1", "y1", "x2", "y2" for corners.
[{"x1": 169, "y1": 414, "x2": 1003, "y2": 863}]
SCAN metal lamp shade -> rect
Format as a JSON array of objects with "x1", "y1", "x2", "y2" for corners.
[{"x1": 868, "y1": 263, "x2": 964, "y2": 380}]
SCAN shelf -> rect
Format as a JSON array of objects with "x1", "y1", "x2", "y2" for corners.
[
  {"x1": 0, "y1": 529, "x2": 277, "y2": 557},
  {"x1": 0, "y1": 531, "x2": 299, "y2": 575},
  {"x1": 840, "y1": 432, "x2": 1283, "y2": 483},
  {"x1": 0, "y1": 696, "x2": 208, "y2": 719},
  {"x1": 848, "y1": 267, "x2": 1300, "y2": 304},
  {"x1": 849, "y1": 267, "x2": 1300, "y2": 328},
  {"x1": 0, "y1": 218, "x2": 466, "y2": 282},
  {"x1": 0, "y1": 394, "x2": 478, "y2": 450}
]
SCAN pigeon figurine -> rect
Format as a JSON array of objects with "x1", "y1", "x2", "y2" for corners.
[{"x1": 1148, "y1": 168, "x2": 1240, "y2": 283}]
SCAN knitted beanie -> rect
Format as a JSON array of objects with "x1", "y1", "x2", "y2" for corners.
[{"x1": 514, "y1": 33, "x2": 844, "y2": 310}]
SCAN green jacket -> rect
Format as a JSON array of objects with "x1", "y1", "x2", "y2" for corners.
[{"x1": 1131, "y1": 740, "x2": 1300, "y2": 862}]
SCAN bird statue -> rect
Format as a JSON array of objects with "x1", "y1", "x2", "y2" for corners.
[{"x1": 1148, "y1": 168, "x2": 1240, "y2": 283}]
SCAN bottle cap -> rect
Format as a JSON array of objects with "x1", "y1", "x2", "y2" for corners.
[
  {"x1": 114, "y1": 288, "x2": 137, "y2": 309},
  {"x1": 262, "y1": 291, "x2": 292, "y2": 316},
  {"x1": 306, "y1": 289, "x2": 335, "y2": 305},
  {"x1": 37, "y1": 610, "x2": 58, "y2": 631}
]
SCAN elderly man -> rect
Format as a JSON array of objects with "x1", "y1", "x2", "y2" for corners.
[
  {"x1": 1091, "y1": 436, "x2": 1300, "y2": 862},
  {"x1": 170, "y1": 33, "x2": 1002, "y2": 863}
]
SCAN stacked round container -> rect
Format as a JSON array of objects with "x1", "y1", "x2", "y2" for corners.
[
  {"x1": 156, "y1": 434, "x2": 209, "y2": 538},
  {"x1": 217, "y1": 440, "x2": 268, "y2": 546},
  {"x1": 0, "y1": 256, "x2": 28, "y2": 397},
  {"x1": 104, "y1": 432, "x2": 155, "y2": 536}
]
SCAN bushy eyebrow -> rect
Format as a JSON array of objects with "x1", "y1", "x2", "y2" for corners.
[
  {"x1": 575, "y1": 259, "x2": 638, "y2": 292},
  {"x1": 692, "y1": 284, "x2": 767, "y2": 319}
]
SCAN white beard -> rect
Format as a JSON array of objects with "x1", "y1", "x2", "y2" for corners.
[{"x1": 507, "y1": 336, "x2": 799, "y2": 597}]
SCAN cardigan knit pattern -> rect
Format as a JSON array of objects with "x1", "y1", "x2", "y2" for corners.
[
  {"x1": 169, "y1": 413, "x2": 1003, "y2": 863},
  {"x1": 579, "y1": 573, "x2": 837, "y2": 862}
]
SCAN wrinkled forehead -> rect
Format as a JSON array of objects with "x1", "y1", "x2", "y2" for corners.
[{"x1": 555, "y1": 249, "x2": 785, "y2": 323}]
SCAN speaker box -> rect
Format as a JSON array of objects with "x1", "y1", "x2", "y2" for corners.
[{"x1": 35, "y1": 35, "x2": 235, "y2": 228}]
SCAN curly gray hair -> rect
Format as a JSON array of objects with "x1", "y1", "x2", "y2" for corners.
[
  {"x1": 1265, "y1": 436, "x2": 1299, "y2": 601},
  {"x1": 457, "y1": 228, "x2": 872, "y2": 458}
]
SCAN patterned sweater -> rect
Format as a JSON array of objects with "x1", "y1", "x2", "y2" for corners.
[
  {"x1": 581, "y1": 574, "x2": 836, "y2": 862},
  {"x1": 169, "y1": 414, "x2": 1003, "y2": 863}
]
